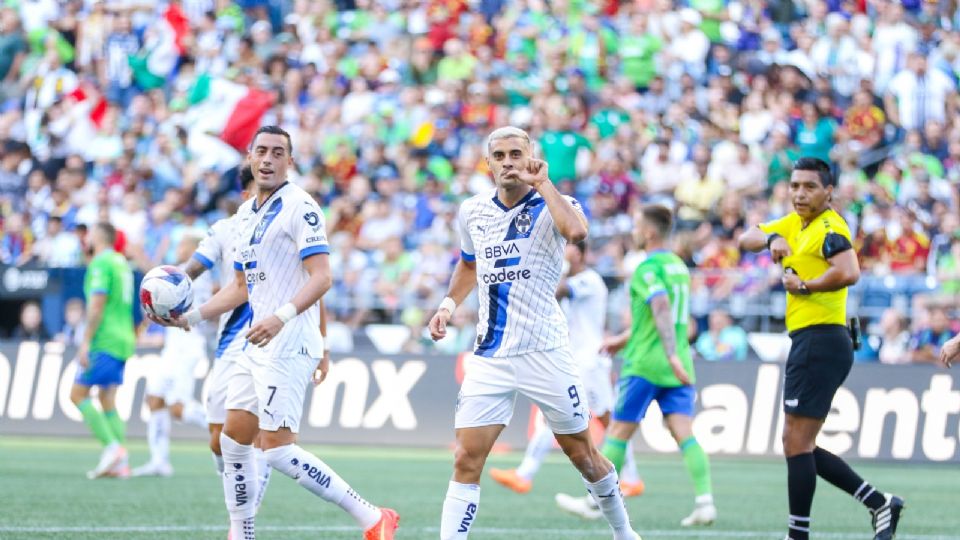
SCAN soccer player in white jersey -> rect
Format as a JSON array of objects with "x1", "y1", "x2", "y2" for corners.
[
  {"x1": 150, "y1": 126, "x2": 399, "y2": 540},
  {"x1": 133, "y1": 232, "x2": 214, "y2": 477},
  {"x1": 488, "y1": 241, "x2": 644, "y2": 497},
  {"x1": 428, "y1": 126, "x2": 641, "y2": 540}
]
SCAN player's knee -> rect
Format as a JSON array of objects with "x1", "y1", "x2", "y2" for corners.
[
  {"x1": 452, "y1": 444, "x2": 487, "y2": 477},
  {"x1": 169, "y1": 403, "x2": 184, "y2": 420},
  {"x1": 210, "y1": 434, "x2": 222, "y2": 455},
  {"x1": 69, "y1": 386, "x2": 87, "y2": 405}
]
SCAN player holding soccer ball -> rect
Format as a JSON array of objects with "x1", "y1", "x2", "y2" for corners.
[
  {"x1": 133, "y1": 232, "x2": 214, "y2": 477},
  {"x1": 150, "y1": 126, "x2": 398, "y2": 540},
  {"x1": 69, "y1": 222, "x2": 136, "y2": 478}
]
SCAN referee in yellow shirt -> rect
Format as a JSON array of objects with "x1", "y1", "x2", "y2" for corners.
[{"x1": 739, "y1": 158, "x2": 903, "y2": 540}]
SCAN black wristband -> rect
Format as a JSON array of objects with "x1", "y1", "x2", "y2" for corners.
[{"x1": 766, "y1": 233, "x2": 783, "y2": 250}]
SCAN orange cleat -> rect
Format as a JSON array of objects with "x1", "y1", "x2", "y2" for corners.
[
  {"x1": 364, "y1": 508, "x2": 400, "y2": 540},
  {"x1": 621, "y1": 479, "x2": 645, "y2": 498},
  {"x1": 489, "y1": 468, "x2": 532, "y2": 494}
]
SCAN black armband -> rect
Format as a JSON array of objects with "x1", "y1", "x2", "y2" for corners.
[
  {"x1": 766, "y1": 233, "x2": 783, "y2": 250},
  {"x1": 822, "y1": 232, "x2": 853, "y2": 259}
]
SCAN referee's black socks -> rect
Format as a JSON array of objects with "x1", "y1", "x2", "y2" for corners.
[
  {"x1": 786, "y1": 453, "x2": 816, "y2": 540},
  {"x1": 813, "y1": 447, "x2": 885, "y2": 511}
]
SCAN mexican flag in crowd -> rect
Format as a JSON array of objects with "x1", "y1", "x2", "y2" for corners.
[{"x1": 129, "y1": 3, "x2": 189, "y2": 91}]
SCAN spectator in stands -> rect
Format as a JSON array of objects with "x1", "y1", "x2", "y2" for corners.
[
  {"x1": 877, "y1": 308, "x2": 912, "y2": 365},
  {"x1": 695, "y1": 309, "x2": 749, "y2": 362},
  {"x1": 909, "y1": 307, "x2": 956, "y2": 363},
  {"x1": 55, "y1": 297, "x2": 85, "y2": 346},
  {"x1": 11, "y1": 300, "x2": 48, "y2": 340},
  {"x1": 887, "y1": 208, "x2": 931, "y2": 274}
]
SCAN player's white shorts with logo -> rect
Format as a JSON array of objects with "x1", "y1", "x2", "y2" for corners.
[
  {"x1": 455, "y1": 347, "x2": 589, "y2": 435},
  {"x1": 580, "y1": 364, "x2": 614, "y2": 417},
  {"x1": 205, "y1": 354, "x2": 244, "y2": 425},
  {"x1": 225, "y1": 351, "x2": 316, "y2": 433},
  {"x1": 146, "y1": 350, "x2": 204, "y2": 406}
]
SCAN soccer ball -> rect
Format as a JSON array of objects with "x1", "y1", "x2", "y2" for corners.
[{"x1": 139, "y1": 265, "x2": 194, "y2": 321}]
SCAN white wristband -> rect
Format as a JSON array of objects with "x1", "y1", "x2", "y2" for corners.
[
  {"x1": 184, "y1": 308, "x2": 203, "y2": 326},
  {"x1": 274, "y1": 302, "x2": 297, "y2": 324},
  {"x1": 439, "y1": 297, "x2": 457, "y2": 314}
]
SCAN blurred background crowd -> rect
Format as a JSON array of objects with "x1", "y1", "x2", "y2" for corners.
[{"x1": 0, "y1": 0, "x2": 958, "y2": 363}]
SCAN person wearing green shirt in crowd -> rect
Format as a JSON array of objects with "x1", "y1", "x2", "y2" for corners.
[
  {"x1": 69, "y1": 222, "x2": 136, "y2": 479},
  {"x1": 619, "y1": 13, "x2": 662, "y2": 91},
  {"x1": 795, "y1": 102, "x2": 837, "y2": 163},
  {"x1": 556, "y1": 205, "x2": 716, "y2": 528},
  {"x1": 689, "y1": 0, "x2": 726, "y2": 43},
  {"x1": 540, "y1": 110, "x2": 592, "y2": 183}
]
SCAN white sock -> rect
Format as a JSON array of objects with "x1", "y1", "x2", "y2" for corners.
[
  {"x1": 180, "y1": 400, "x2": 208, "y2": 428},
  {"x1": 147, "y1": 409, "x2": 171, "y2": 466},
  {"x1": 695, "y1": 494, "x2": 714, "y2": 506},
  {"x1": 440, "y1": 481, "x2": 480, "y2": 540},
  {"x1": 584, "y1": 470, "x2": 634, "y2": 540},
  {"x1": 220, "y1": 433, "x2": 259, "y2": 538},
  {"x1": 254, "y1": 448, "x2": 272, "y2": 511},
  {"x1": 265, "y1": 444, "x2": 380, "y2": 530},
  {"x1": 212, "y1": 453, "x2": 224, "y2": 475},
  {"x1": 516, "y1": 421, "x2": 554, "y2": 481},
  {"x1": 621, "y1": 441, "x2": 640, "y2": 484}
]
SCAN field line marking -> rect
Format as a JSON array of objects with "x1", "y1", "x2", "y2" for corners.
[{"x1": 0, "y1": 525, "x2": 950, "y2": 539}]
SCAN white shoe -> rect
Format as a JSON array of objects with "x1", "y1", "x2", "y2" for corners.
[
  {"x1": 680, "y1": 503, "x2": 717, "y2": 526},
  {"x1": 555, "y1": 493, "x2": 603, "y2": 520},
  {"x1": 87, "y1": 444, "x2": 126, "y2": 479},
  {"x1": 131, "y1": 461, "x2": 174, "y2": 477}
]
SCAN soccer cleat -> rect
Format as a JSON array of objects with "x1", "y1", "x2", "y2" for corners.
[
  {"x1": 87, "y1": 444, "x2": 127, "y2": 479},
  {"x1": 131, "y1": 461, "x2": 174, "y2": 477},
  {"x1": 554, "y1": 493, "x2": 602, "y2": 520},
  {"x1": 364, "y1": 508, "x2": 400, "y2": 540},
  {"x1": 620, "y1": 479, "x2": 645, "y2": 498},
  {"x1": 680, "y1": 503, "x2": 717, "y2": 526},
  {"x1": 871, "y1": 493, "x2": 904, "y2": 540},
  {"x1": 489, "y1": 468, "x2": 532, "y2": 494}
]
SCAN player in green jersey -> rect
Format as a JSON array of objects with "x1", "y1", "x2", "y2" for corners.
[
  {"x1": 69, "y1": 222, "x2": 136, "y2": 479},
  {"x1": 557, "y1": 205, "x2": 716, "y2": 526}
]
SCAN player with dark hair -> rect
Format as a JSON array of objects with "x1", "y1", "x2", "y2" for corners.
[
  {"x1": 739, "y1": 157, "x2": 903, "y2": 540},
  {"x1": 69, "y1": 222, "x2": 136, "y2": 478},
  {"x1": 151, "y1": 127, "x2": 398, "y2": 540},
  {"x1": 557, "y1": 204, "x2": 716, "y2": 527}
]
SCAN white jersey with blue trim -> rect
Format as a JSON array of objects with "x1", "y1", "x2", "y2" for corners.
[
  {"x1": 193, "y1": 212, "x2": 254, "y2": 360},
  {"x1": 458, "y1": 188, "x2": 584, "y2": 357},
  {"x1": 560, "y1": 268, "x2": 608, "y2": 370},
  {"x1": 234, "y1": 182, "x2": 329, "y2": 360},
  {"x1": 162, "y1": 269, "x2": 213, "y2": 353}
]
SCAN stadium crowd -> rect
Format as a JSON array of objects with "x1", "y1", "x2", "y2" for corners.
[{"x1": 0, "y1": 0, "x2": 958, "y2": 361}]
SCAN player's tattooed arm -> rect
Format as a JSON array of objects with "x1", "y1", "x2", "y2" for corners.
[
  {"x1": 183, "y1": 257, "x2": 208, "y2": 280},
  {"x1": 649, "y1": 294, "x2": 677, "y2": 357}
]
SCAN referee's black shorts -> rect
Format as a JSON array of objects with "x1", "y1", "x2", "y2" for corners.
[{"x1": 783, "y1": 324, "x2": 853, "y2": 419}]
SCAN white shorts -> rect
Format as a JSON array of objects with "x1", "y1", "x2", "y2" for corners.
[
  {"x1": 205, "y1": 356, "x2": 243, "y2": 425},
  {"x1": 225, "y1": 352, "x2": 316, "y2": 433},
  {"x1": 145, "y1": 351, "x2": 203, "y2": 406},
  {"x1": 580, "y1": 364, "x2": 614, "y2": 416},
  {"x1": 455, "y1": 348, "x2": 590, "y2": 435}
]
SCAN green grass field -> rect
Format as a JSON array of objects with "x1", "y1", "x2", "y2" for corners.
[{"x1": 1, "y1": 437, "x2": 956, "y2": 539}]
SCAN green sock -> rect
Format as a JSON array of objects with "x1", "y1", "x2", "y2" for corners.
[
  {"x1": 104, "y1": 410, "x2": 125, "y2": 443},
  {"x1": 601, "y1": 436, "x2": 629, "y2": 473},
  {"x1": 78, "y1": 399, "x2": 117, "y2": 447},
  {"x1": 680, "y1": 436, "x2": 712, "y2": 496}
]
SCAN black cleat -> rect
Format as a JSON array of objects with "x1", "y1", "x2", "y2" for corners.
[{"x1": 871, "y1": 493, "x2": 904, "y2": 540}]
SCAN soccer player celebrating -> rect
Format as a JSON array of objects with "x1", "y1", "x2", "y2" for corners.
[
  {"x1": 69, "y1": 222, "x2": 136, "y2": 478},
  {"x1": 488, "y1": 241, "x2": 645, "y2": 497},
  {"x1": 739, "y1": 157, "x2": 903, "y2": 540},
  {"x1": 133, "y1": 232, "x2": 213, "y2": 477},
  {"x1": 556, "y1": 205, "x2": 716, "y2": 527},
  {"x1": 151, "y1": 126, "x2": 398, "y2": 540},
  {"x1": 428, "y1": 126, "x2": 641, "y2": 540}
]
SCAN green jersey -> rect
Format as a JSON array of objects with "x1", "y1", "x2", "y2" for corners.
[
  {"x1": 622, "y1": 250, "x2": 694, "y2": 387},
  {"x1": 84, "y1": 250, "x2": 135, "y2": 360}
]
